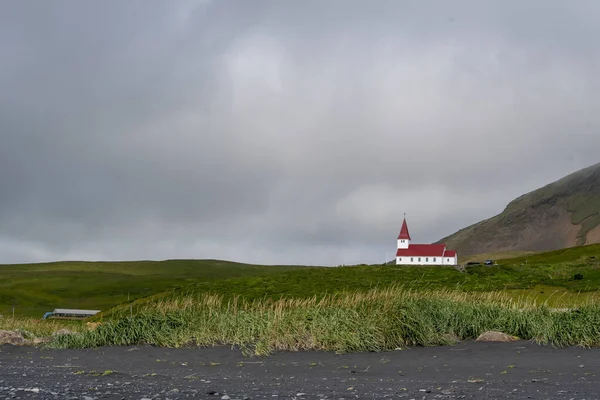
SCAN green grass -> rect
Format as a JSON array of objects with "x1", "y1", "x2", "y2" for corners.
[
  {"x1": 503, "y1": 285, "x2": 600, "y2": 306},
  {"x1": 0, "y1": 259, "x2": 307, "y2": 317},
  {"x1": 49, "y1": 289, "x2": 600, "y2": 354},
  {"x1": 0, "y1": 316, "x2": 85, "y2": 337},
  {"x1": 4, "y1": 243, "x2": 600, "y2": 351},
  {"x1": 99, "y1": 244, "x2": 600, "y2": 318},
  {"x1": 501, "y1": 243, "x2": 600, "y2": 265},
  {"x1": 459, "y1": 250, "x2": 536, "y2": 264},
  {"x1": 4, "y1": 244, "x2": 598, "y2": 320}
]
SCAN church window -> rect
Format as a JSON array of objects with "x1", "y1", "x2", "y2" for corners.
[
  {"x1": 418, "y1": 257, "x2": 421, "y2": 262},
  {"x1": 426, "y1": 257, "x2": 429, "y2": 262},
  {"x1": 433, "y1": 258, "x2": 436, "y2": 262},
  {"x1": 410, "y1": 257, "x2": 413, "y2": 262}
]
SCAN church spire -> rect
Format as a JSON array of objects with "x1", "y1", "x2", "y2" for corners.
[
  {"x1": 397, "y1": 215, "x2": 411, "y2": 240},
  {"x1": 397, "y1": 215, "x2": 411, "y2": 250}
]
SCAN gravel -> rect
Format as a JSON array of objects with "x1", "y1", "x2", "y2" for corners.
[{"x1": 1, "y1": 341, "x2": 600, "y2": 399}]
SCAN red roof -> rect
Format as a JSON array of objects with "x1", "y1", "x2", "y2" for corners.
[
  {"x1": 396, "y1": 244, "x2": 446, "y2": 257},
  {"x1": 397, "y1": 218, "x2": 411, "y2": 240},
  {"x1": 444, "y1": 250, "x2": 457, "y2": 257}
]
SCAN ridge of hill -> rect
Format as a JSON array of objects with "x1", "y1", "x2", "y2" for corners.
[
  {"x1": 0, "y1": 259, "x2": 307, "y2": 317},
  {"x1": 437, "y1": 162, "x2": 600, "y2": 256}
]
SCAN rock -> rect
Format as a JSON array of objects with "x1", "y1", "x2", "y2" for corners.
[
  {"x1": 476, "y1": 331, "x2": 519, "y2": 342},
  {"x1": 0, "y1": 330, "x2": 26, "y2": 346}
]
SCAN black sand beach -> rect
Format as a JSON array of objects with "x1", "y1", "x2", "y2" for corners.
[{"x1": 1, "y1": 341, "x2": 599, "y2": 399}]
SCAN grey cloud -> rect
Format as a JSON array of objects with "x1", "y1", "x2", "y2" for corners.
[{"x1": 1, "y1": 0, "x2": 599, "y2": 265}]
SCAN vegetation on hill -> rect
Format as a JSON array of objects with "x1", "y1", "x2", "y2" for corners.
[
  {"x1": 3, "y1": 244, "x2": 600, "y2": 352},
  {"x1": 100, "y1": 244, "x2": 600, "y2": 319},
  {"x1": 50, "y1": 289, "x2": 600, "y2": 354},
  {"x1": 0, "y1": 259, "x2": 307, "y2": 317},
  {"x1": 502, "y1": 243, "x2": 600, "y2": 265},
  {"x1": 438, "y1": 162, "x2": 600, "y2": 256}
]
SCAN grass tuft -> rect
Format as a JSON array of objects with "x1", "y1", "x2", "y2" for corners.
[{"x1": 47, "y1": 288, "x2": 600, "y2": 354}]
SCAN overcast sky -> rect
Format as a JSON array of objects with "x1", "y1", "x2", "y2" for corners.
[{"x1": 1, "y1": 1, "x2": 599, "y2": 265}]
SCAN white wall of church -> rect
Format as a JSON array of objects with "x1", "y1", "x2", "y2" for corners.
[
  {"x1": 396, "y1": 255, "x2": 458, "y2": 266},
  {"x1": 396, "y1": 256, "x2": 445, "y2": 266},
  {"x1": 443, "y1": 256, "x2": 458, "y2": 266},
  {"x1": 397, "y1": 239, "x2": 409, "y2": 249}
]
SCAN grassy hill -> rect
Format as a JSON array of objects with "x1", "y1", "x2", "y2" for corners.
[
  {"x1": 4, "y1": 244, "x2": 600, "y2": 352},
  {"x1": 4, "y1": 243, "x2": 600, "y2": 320},
  {"x1": 49, "y1": 243, "x2": 600, "y2": 353},
  {"x1": 100, "y1": 243, "x2": 600, "y2": 319},
  {"x1": 0, "y1": 259, "x2": 307, "y2": 317},
  {"x1": 437, "y1": 162, "x2": 600, "y2": 256}
]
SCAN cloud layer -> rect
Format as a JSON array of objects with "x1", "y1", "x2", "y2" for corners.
[{"x1": 1, "y1": 1, "x2": 599, "y2": 265}]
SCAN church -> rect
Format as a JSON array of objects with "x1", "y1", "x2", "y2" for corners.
[{"x1": 395, "y1": 217, "x2": 458, "y2": 266}]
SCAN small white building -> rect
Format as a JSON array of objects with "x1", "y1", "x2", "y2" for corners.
[{"x1": 395, "y1": 217, "x2": 458, "y2": 266}]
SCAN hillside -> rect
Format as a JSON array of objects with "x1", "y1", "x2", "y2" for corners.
[
  {"x1": 438, "y1": 162, "x2": 600, "y2": 256},
  {"x1": 101, "y1": 243, "x2": 600, "y2": 320},
  {"x1": 6, "y1": 244, "x2": 600, "y2": 352},
  {"x1": 0, "y1": 259, "x2": 307, "y2": 317}
]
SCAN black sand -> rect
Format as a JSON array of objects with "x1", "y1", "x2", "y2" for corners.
[{"x1": 1, "y1": 341, "x2": 599, "y2": 399}]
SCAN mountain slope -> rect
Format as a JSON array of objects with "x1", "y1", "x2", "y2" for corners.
[{"x1": 438, "y1": 162, "x2": 600, "y2": 256}]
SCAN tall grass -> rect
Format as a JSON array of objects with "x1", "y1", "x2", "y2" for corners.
[
  {"x1": 0, "y1": 316, "x2": 84, "y2": 337},
  {"x1": 49, "y1": 287, "x2": 600, "y2": 355}
]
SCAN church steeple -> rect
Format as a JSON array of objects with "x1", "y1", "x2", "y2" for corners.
[{"x1": 397, "y1": 214, "x2": 411, "y2": 249}]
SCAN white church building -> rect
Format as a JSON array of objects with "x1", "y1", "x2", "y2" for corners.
[{"x1": 395, "y1": 217, "x2": 458, "y2": 266}]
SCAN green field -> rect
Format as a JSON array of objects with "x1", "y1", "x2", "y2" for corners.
[
  {"x1": 99, "y1": 243, "x2": 600, "y2": 318},
  {"x1": 3, "y1": 244, "x2": 600, "y2": 352},
  {"x1": 0, "y1": 259, "x2": 307, "y2": 317},
  {"x1": 2, "y1": 244, "x2": 600, "y2": 318}
]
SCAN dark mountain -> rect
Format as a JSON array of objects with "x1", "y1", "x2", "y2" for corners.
[{"x1": 437, "y1": 162, "x2": 600, "y2": 256}]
